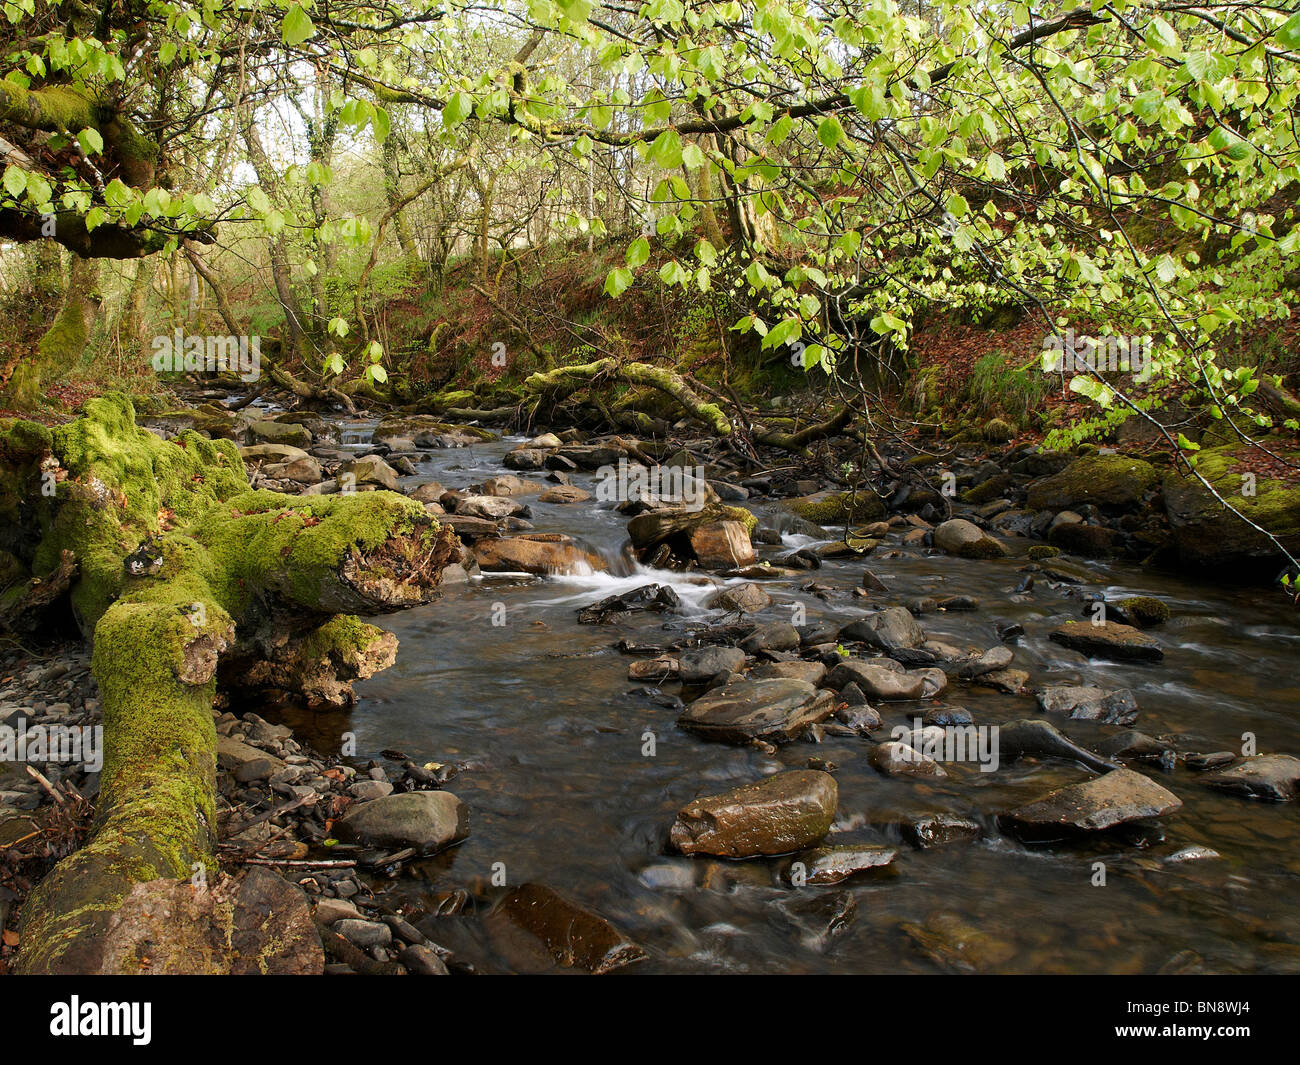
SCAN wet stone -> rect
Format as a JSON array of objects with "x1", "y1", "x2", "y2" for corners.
[
  {"x1": 1001, "y1": 768, "x2": 1182, "y2": 839},
  {"x1": 678, "y1": 678, "x2": 835, "y2": 745},
  {"x1": 669, "y1": 770, "x2": 838, "y2": 858}
]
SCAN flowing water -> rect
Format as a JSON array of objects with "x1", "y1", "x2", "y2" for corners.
[{"x1": 271, "y1": 422, "x2": 1300, "y2": 974}]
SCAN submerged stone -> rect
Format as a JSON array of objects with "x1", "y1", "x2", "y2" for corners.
[{"x1": 669, "y1": 770, "x2": 838, "y2": 857}]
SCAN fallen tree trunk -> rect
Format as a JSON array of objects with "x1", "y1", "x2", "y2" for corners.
[
  {"x1": 754, "y1": 405, "x2": 853, "y2": 456},
  {"x1": 524, "y1": 359, "x2": 732, "y2": 436},
  {"x1": 2, "y1": 395, "x2": 460, "y2": 973}
]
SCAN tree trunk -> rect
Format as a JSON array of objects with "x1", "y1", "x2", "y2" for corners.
[{"x1": 6, "y1": 255, "x2": 100, "y2": 405}]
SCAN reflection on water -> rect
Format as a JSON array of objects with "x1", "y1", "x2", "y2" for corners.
[{"x1": 275, "y1": 433, "x2": 1300, "y2": 973}]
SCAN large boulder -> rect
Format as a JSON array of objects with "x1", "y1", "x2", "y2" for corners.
[
  {"x1": 472, "y1": 533, "x2": 606, "y2": 575},
  {"x1": 1026, "y1": 453, "x2": 1157, "y2": 511},
  {"x1": 334, "y1": 791, "x2": 468, "y2": 854},
  {"x1": 1001, "y1": 768, "x2": 1181, "y2": 838},
  {"x1": 1161, "y1": 444, "x2": 1300, "y2": 570},
  {"x1": 933, "y1": 518, "x2": 1008, "y2": 559},
  {"x1": 688, "y1": 520, "x2": 756, "y2": 569},
  {"x1": 669, "y1": 770, "x2": 838, "y2": 857},
  {"x1": 678, "y1": 678, "x2": 835, "y2": 744}
]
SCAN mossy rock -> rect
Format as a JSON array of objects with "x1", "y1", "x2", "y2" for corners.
[
  {"x1": 982, "y1": 418, "x2": 1016, "y2": 443},
  {"x1": 1161, "y1": 444, "x2": 1300, "y2": 570},
  {"x1": 1048, "y1": 521, "x2": 1117, "y2": 558},
  {"x1": 1026, "y1": 454, "x2": 1157, "y2": 511},
  {"x1": 960, "y1": 474, "x2": 1014, "y2": 505},
  {"x1": 1026, "y1": 545, "x2": 1060, "y2": 561},
  {"x1": 784, "y1": 490, "x2": 885, "y2": 526},
  {"x1": 1116, "y1": 597, "x2": 1171, "y2": 627}
]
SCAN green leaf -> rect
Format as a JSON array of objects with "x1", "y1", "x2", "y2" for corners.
[
  {"x1": 1276, "y1": 13, "x2": 1300, "y2": 50},
  {"x1": 626, "y1": 236, "x2": 650, "y2": 269},
  {"x1": 817, "y1": 116, "x2": 844, "y2": 150},
  {"x1": 77, "y1": 128, "x2": 103, "y2": 156},
  {"x1": 605, "y1": 266, "x2": 633, "y2": 297},
  {"x1": 282, "y1": 4, "x2": 316, "y2": 46},
  {"x1": 2, "y1": 165, "x2": 26, "y2": 198},
  {"x1": 444, "y1": 92, "x2": 473, "y2": 127}
]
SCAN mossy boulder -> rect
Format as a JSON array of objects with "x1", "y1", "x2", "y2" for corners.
[
  {"x1": 1048, "y1": 521, "x2": 1117, "y2": 558},
  {"x1": 1161, "y1": 445, "x2": 1300, "y2": 571},
  {"x1": 982, "y1": 418, "x2": 1016, "y2": 443},
  {"x1": 249, "y1": 419, "x2": 312, "y2": 447},
  {"x1": 1115, "y1": 596, "x2": 1171, "y2": 627},
  {"x1": 784, "y1": 490, "x2": 885, "y2": 526},
  {"x1": 1027, "y1": 545, "x2": 1060, "y2": 561},
  {"x1": 1026, "y1": 454, "x2": 1157, "y2": 511},
  {"x1": 961, "y1": 473, "x2": 1015, "y2": 504}
]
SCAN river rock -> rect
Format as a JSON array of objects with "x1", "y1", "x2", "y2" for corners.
[
  {"x1": 407, "y1": 480, "x2": 447, "y2": 504},
  {"x1": 452, "y1": 494, "x2": 530, "y2": 520},
  {"x1": 1037, "y1": 685, "x2": 1138, "y2": 725},
  {"x1": 504, "y1": 447, "x2": 548, "y2": 471},
  {"x1": 240, "y1": 442, "x2": 310, "y2": 463},
  {"x1": 689, "y1": 520, "x2": 756, "y2": 569},
  {"x1": 481, "y1": 474, "x2": 544, "y2": 497},
  {"x1": 537, "y1": 485, "x2": 591, "y2": 504},
  {"x1": 334, "y1": 791, "x2": 468, "y2": 854},
  {"x1": 1204, "y1": 754, "x2": 1300, "y2": 802},
  {"x1": 750, "y1": 660, "x2": 827, "y2": 686},
  {"x1": 959, "y1": 645, "x2": 1013, "y2": 678},
  {"x1": 933, "y1": 518, "x2": 1007, "y2": 559},
  {"x1": 869, "y1": 740, "x2": 947, "y2": 778},
  {"x1": 1001, "y1": 768, "x2": 1182, "y2": 837},
  {"x1": 839, "y1": 606, "x2": 925, "y2": 653},
  {"x1": 825, "y1": 659, "x2": 932, "y2": 700},
  {"x1": 263, "y1": 456, "x2": 322, "y2": 484},
  {"x1": 1048, "y1": 621, "x2": 1163, "y2": 661},
  {"x1": 677, "y1": 645, "x2": 746, "y2": 683},
  {"x1": 472, "y1": 533, "x2": 606, "y2": 575},
  {"x1": 250, "y1": 420, "x2": 312, "y2": 447},
  {"x1": 487, "y1": 883, "x2": 646, "y2": 974},
  {"x1": 706, "y1": 582, "x2": 771, "y2": 613},
  {"x1": 785, "y1": 844, "x2": 896, "y2": 885},
  {"x1": 739, "y1": 622, "x2": 801, "y2": 653},
  {"x1": 678, "y1": 678, "x2": 835, "y2": 744},
  {"x1": 1161, "y1": 444, "x2": 1300, "y2": 569},
  {"x1": 669, "y1": 770, "x2": 838, "y2": 857},
  {"x1": 1027, "y1": 453, "x2": 1158, "y2": 511},
  {"x1": 339, "y1": 454, "x2": 400, "y2": 491},
  {"x1": 902, "y1": 813, "x2": 983, "y2": 848}
]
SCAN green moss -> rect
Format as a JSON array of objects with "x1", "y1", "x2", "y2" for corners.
[
  {"x1": 961, "y1": 474, "x2": 1014, "y2": 504},
  {"x1": 982, "y1": 418, "x2": 1015, "y2": 443},
  {"x1": 1027, "y1": 545, "x2": 1060, "y2": 561},
  {"x1": 1118, "y1": 596, "x2": 1171, "y2": 626},
  {"x1": 784, "y1": 490, "x2": 885, "y2": 525},
  {"x1": 1026, "y1": 454, "x2": 1157, "y2": 511},
  {"x1": 1162, "y1": 444, "x2": 1300, "y2": 568}
]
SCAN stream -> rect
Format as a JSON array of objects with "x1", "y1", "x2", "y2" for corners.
[{"x1": 267, "y1": 417, "x2": 1300, "y2": 974}]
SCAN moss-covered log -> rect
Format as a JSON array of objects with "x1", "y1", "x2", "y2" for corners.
[
  {"x1": 3, "y1": 395, "x2": 460, "y2": 973},
  {"x1": 524, "y1": 359, "x2": 732, "y2": 436}
]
